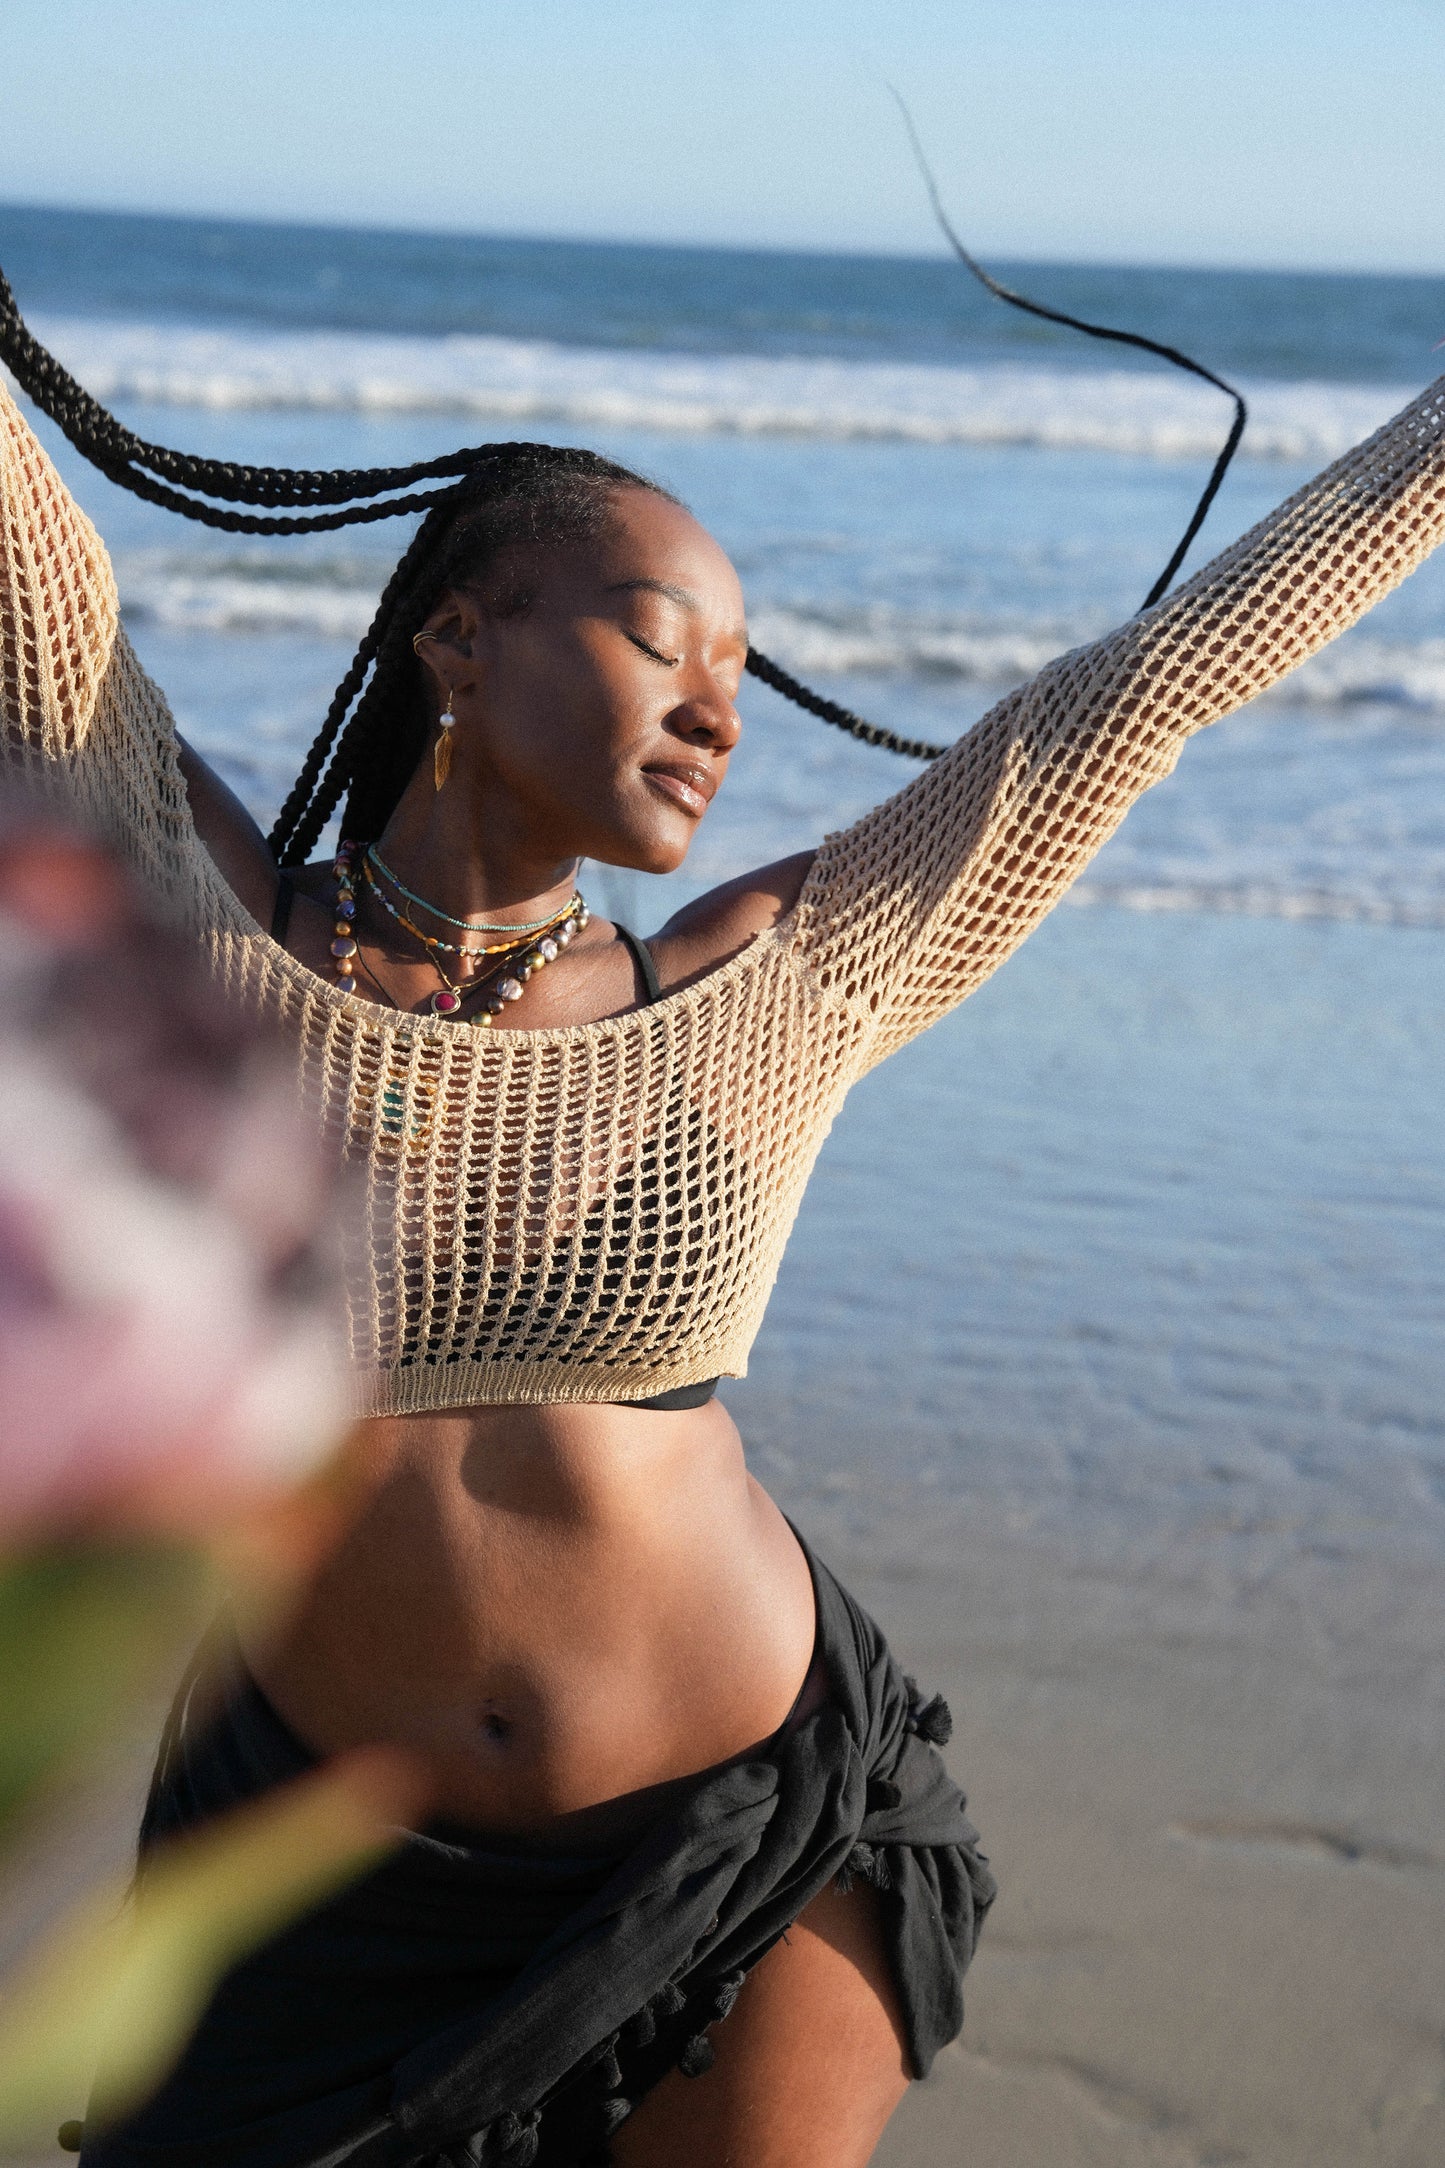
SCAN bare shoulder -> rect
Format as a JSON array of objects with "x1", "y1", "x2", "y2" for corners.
[
  {"x1": 176, "y1": 737, "x2": 279, "y2": 925},
  {"x1": 648, "y1": 850, "x2": 814, "y2": 992}
]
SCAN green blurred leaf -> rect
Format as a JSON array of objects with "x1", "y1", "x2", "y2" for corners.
[
  {"x1": 0, "y1": 1751, "x2": 413, "y2": 2148},
  {"x1": 0, "y1": 1543, "x2": 217, "y2": 1836}
]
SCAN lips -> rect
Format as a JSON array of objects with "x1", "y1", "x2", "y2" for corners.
[{"x1": 641, "y1": 762, "x2": 717, "y2": 817}]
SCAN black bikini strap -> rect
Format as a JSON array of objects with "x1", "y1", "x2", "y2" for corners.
[
  {"x1": 270, "y1": 871, "x2": 296, "y2": 946},
  {"x1": 614, "y1": 923, "x2": 662, "y2": 1007}
]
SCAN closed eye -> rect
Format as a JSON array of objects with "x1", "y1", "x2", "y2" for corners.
[{"x1": 627, "y1": 632, "x2": 680, "y2": 666}]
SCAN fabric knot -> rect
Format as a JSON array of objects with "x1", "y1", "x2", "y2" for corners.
[
  {"x1": 866, "y1": 1776, "x2": 902, "y2": 1811},
  {"x1": 678, "y1": 2030, "x2": 716, "y2": 2078},
  {"x1": 651, "y1": 1979, "x2": 688, "y2": 2018},
  {"x1": 707, "y1": 1969, "x2": 747, "y2": 2022},
  {"x1": 57, "y1": 2126, "x2": 84, "y2": 2155}
]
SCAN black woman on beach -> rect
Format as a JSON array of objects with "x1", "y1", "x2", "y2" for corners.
[{"x1": 2, "y1": 267, "x2": 1444, "y2": 2166}]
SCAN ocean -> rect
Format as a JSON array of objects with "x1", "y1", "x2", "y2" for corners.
[{"x1": 4, "y1": 203, "x2": 1443, "y2": 1588}]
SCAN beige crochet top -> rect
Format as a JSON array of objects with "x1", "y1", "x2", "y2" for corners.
[{"x1": 5, "y1": 377, "x2": 1445, "y2": 1415}]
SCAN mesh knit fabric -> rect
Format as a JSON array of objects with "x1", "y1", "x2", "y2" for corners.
[{"x1": 5, "y1": 377, "x2": 1445, "y2": 1415}]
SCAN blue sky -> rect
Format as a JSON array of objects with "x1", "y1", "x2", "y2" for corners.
[{"x1": 3, "y1": 0, "x2": 1443, "y2": 271}]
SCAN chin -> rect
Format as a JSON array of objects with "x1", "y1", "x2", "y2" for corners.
[
  {"x1": 625, "y1": 839, "x2": 693, "y2": 878},
  {"x1": 597, "y1": 816, "x2": 697, "y2": 878}
]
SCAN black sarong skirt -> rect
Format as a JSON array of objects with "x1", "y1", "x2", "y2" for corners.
[{"x1": 81, "y1": 1531, "x2": 995, "y2": 2168}]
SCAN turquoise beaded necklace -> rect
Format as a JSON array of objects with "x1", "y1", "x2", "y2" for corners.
[{"x1": 365, "y1": 845, "x2": 567, "y2": 935}]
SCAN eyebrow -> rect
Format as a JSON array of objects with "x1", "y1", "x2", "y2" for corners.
[
  {"x1": 605, "y1": 578, "x2": 702, "y2": 609},
  {"x1": 605, "y1": 577, "x2": 748, "y2": 648}
]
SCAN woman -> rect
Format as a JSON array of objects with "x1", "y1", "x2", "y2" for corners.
[{"x1": 3, "y1": 282, "x2": 1444, "y2": 2165}]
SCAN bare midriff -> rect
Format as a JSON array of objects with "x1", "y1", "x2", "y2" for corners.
[{"x1": 241, "y1": 1397, "x2": 821, "y2": 1851}]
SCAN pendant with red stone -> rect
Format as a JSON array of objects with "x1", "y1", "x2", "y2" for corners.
[{"x1": 431, "y1": 988, "x2": 462, "y2": 1015}]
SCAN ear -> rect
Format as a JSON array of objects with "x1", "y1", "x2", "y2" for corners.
[
  {"x1": 413, "y1": 586, "x2": 492, "y2": 713},
  {"x1": 417, "y1": 586, "x2": 485, "y2": 668}
]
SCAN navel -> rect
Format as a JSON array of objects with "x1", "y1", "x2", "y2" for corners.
[{"x1": 478, "y1": 1705, "x2": 514, "y2": 1747}]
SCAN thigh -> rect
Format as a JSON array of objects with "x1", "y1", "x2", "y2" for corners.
[{"x1": 611, "y1": 1879, "x2": 911, "y2": 2168}]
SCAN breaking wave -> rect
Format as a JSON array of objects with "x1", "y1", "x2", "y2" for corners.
[{"x1": 24, "y1": 312, "x2": 1409, "y2": 462}]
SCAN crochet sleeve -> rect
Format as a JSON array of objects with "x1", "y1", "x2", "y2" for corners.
[
  {"x1": 792, "y1": 374, "x2": 1445, "y2": 1071},
  {"x1": 0, "y1": 381, "x2": 198, "y2": 904}
]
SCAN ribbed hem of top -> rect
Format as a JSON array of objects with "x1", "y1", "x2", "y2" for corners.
[{"x1": 347, "y1": 1356, "x2": 742, "y2": 1419}]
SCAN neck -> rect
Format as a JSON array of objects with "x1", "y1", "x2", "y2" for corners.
[{"x1": 372, "y1": 779, "x2": 582, "y2": 926}]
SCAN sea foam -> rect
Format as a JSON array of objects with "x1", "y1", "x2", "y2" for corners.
[{"x1": 27, "y1": 313, "x2": 1408, "y2": 463}]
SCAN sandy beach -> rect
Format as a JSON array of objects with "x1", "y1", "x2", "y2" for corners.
[{"x1": 792, "y1": 1490, "x2": 1445, "y2": 2168}]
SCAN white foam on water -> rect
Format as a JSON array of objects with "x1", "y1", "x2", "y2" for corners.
[
  {"x1": 745, "y1": 603, "x2": 1075, "y2": 684},
  {"x1": 1065, "y1": 879, "x2": 1445, "y2": 930},
  {"x1": 118, "y1": 560, "x2": 382, "y2": 640},
  {"x1": 1286, "y1": 636, "x2": 1445, "y2": 713},
  {"x1": 24, "y1": 312, "x2": 1412, "y2": 462}
]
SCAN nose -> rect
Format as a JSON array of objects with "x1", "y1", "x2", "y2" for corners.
[{"x1": 672, "y1": 669, "x2": 743, "y2": 753}]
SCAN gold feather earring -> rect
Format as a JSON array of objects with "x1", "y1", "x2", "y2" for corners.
[
  {"x1": 411, "y1": 632, "x2": 458, "y2": 793},
  {"x1": 434, "y1": 689, "x2": 457, "y2": 791}
]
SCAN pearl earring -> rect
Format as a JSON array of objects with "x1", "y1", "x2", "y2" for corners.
[{"x1": 434, "y1": 690, "x2": 457, "y2": 792}]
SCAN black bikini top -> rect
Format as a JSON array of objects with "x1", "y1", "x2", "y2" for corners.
[{"x1": 270, "y1": 877, "x2": 719, "y2": 1415}]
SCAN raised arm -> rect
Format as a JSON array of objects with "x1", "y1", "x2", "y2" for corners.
[
  {"x1": 792, "y1": 375, "x2": 1445, "y2": 1071},
  {"x1": 0, "y1": 381, "x2": 231, "y2": 913},
  {"x1": 1, "y1": 382, "x2": 121, "y2": 770}
]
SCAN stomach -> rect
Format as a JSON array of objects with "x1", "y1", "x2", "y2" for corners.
[{"x1": 239, "y1": 1396, "x2": 820, "y2": 1848}]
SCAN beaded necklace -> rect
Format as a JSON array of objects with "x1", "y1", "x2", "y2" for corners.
[{"x1": 331, "y1": 841, "x2": 588, "y2": 1020}]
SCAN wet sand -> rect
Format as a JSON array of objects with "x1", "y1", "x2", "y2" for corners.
[{"x1": 786, "y1": 1488, "x2": 1445, "y2": 2168}]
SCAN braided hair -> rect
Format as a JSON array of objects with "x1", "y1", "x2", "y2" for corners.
[{"x1": 0, "y1": 216, "x2": 1246, "y2": 861}]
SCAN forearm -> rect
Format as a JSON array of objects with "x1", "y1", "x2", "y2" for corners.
[
  {"x1": 0, "y1": 382, "x2": 202, "y2": 910},
  {"x1": 0, "y1": 380, "x2": 120, "y2": 776},
  {"x1": 972, "y1": 372, "x2": 1445, "y2": 883},
  {"x1": 797, "y1": 375, "x2": 1445, "y2": 1065},
  {"x1": 1102, "y1": 372, "x2": 1445, "y2": 740}
]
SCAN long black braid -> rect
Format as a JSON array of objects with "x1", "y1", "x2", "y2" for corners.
[{"x1": 0, "y1": 210, "x2": 1246, "y2": 855}]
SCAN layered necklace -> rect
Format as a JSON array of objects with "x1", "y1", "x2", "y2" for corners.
[{"x1": 330, "y1": 840, "x2": 588, "y2": 1021}]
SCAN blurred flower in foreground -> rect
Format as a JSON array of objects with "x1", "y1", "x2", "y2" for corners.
[
  {"x1": 0, "y1": 813, "x2": 348, "y2": 1544},
  {"x1": 0, "y1": 1742, "x2": 420, "y2": 2150},
  {"x1": 0, "y1": 807, "x2": 422, "y2": 2152}
]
